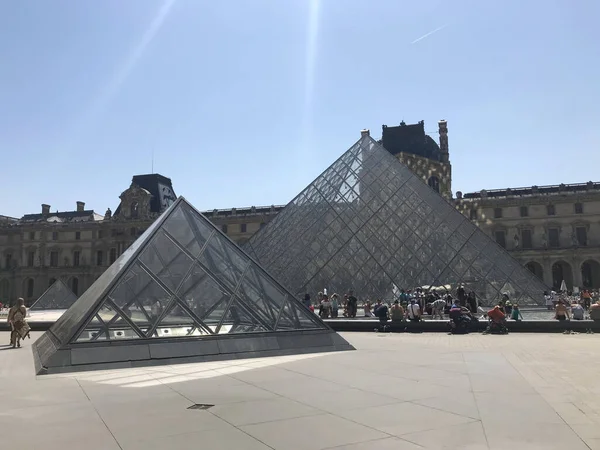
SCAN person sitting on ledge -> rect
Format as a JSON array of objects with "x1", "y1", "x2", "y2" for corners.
[
  {"x1": 406, "y1": 299, "x2": 421, "y2": 322},
  {"x1": 590, "y1": 301, "x2": 600, "y2": 321},
  {"x1": 390, "y1": 300, "x2": 404, "y2": 323},
  {"x1": 510, "y1": 304, "x2": 523, "y2": 321},
  {"x1": 571, "y1": 302, "x2": 584, "y2": 320},
  {"x1": 374, "y1": 300, "x2": 389, "y2": 324}
]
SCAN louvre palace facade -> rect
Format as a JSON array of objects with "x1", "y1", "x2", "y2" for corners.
[{"x1": 2, "y1": 120, "x2": 599, "y2": 305}]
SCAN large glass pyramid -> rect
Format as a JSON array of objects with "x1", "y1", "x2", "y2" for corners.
[
  {"x1": 245, "y1": 135, "x2": 548, "y2": 306},
  {"x1": 30, "y1": 279, "x2": 78, "y2": 310},
  {"x1": 32, "y1": 197, "x2": 353, "y2": 375}
]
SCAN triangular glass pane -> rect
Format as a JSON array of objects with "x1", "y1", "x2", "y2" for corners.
[
  {"x1": 217, "y1": 298, "x2": 270, "y2": 334},
  {"x1": 153, "y1": 301, "x2": 206, "y2": 338},
  {"x1": 197, "y1": 234, "x2": 248, "y2": 291},
  {"x1": 30, "y1": 279, "x2": 78, "y2": 310},
  {"x1": 162, "y1": 202, "x2": 212, "y2": 257},
  {"x1": 177, "y1": 262, "x2": 232, "y2": 321},
  {"x1": 237, "y1": 266, "x2": 287, "y2": 327},
  {"x1": 277, "y1": 300, "x2": 323, "y2": 330},
  {"x1": 139, "y1": 230, "x2": 195, "y2": 292}
]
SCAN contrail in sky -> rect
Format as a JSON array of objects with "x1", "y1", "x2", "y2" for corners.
[{"x1": 411, "y1": 24, "x2": 448, "y2": 44}]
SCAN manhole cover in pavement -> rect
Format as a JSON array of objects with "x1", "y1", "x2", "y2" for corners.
[{"x1": 187, "y1": 404, "x2": 214, "y2": 410}]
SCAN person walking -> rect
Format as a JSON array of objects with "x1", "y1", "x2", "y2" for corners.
[{"x1": 7, "y1": 298, "x2": 29, "y2": 348}]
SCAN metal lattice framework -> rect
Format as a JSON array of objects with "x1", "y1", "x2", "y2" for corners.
[
  {"x1": 245, "y1": 135, "x2": 548, "y2": 305},
  {"x1": 38, "y1": 197, "x2": 329, "y2": 347}
]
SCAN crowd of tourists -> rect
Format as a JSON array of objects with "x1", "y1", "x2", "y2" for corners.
[
  {"x1": 304, "y1": 286, "x2": 600, "y2": 335},
  {"x1": 304, "y1": 286, "x2": 479, "y2": 320}
]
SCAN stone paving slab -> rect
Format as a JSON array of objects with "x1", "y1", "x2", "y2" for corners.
[{"x1": 1, "y1": 331, "x2": 600, "y2": 449}]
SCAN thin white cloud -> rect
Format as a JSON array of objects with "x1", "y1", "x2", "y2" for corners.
[{"x1": 411, "y1": 24, "x2": 448, "y2": 44}]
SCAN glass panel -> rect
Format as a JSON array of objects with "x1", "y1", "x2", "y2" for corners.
[
  {"x1": 197, "y1": 234, "x2": 248, "y2": 291},
  {"x1": 162, "y1": 203, "x2": 213, "y2": 257},
  {"x1": 237, "y1": 266, "x2": 288, "y2": 328},
  {"x1": 153, "y1": 302, "x2": 207, "y2": 338},
  {"x1": 277, "y1": 300, "x2": 322, "y2": 330},
  {"x1": 218, "y1": 299, "x2": 270, "y2": 334},
  {"x1": 177, "y1": 262, "x2": 232, "y2": 321},
  {"x1": 139, "y1": 230, "x2": 195, "y2": 292}
]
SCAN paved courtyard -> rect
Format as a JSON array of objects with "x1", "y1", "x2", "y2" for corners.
[{"x1": 1, "y1": 331, "x2": 600, "y2": 450}]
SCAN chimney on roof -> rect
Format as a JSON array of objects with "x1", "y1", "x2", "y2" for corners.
[
  {"x1": 76, "y1": 201, "x2": 85, "y2": 212},
  {"x1": 438, "y1": 120, "x2": 449, "y2": 162},
  {"x1": 360, "y1": 129, "x2": 370, "y2": 137},
  {"x1": 42, "y1": 204, "x2": 50, "y2": 215}
]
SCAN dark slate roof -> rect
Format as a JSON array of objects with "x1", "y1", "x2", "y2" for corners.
[
  {"x1": 201, "y1": 205, "x2": 285, "y2": 217},
  {"x1": 0, "y1": 214, "x2": 17, "y2": 222},
  {"x1": 380, "y1": 120, "x2": 442, "y2": 161},
  {"x1": 114, "y1": 173, "x2": 177, "y2": 216},
  {"x1": 20, "y1": 210, "x2": 102, "y2": 223},
  {"x1": 461, "y1": 182, "x2": 600, "y2": 199}
]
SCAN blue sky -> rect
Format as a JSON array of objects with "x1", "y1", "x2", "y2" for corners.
[{"x1": 1, "y1": 0, "x2": 599, "y2": 218}]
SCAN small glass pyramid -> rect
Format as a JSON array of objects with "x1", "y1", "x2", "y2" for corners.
[
  {"x1": 33, "y1": 197, "x2": 352, "y2": 375},
  {"x1": 30, "y1": 279, "x2": 78, "y2": 310},
  {"x1": 245, "y1": 135, "x2": 548, "y2": 305}
]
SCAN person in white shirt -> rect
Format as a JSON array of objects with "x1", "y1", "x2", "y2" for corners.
[{"x1": 406, "y1": 299, "x2": 421, "y2": 322}]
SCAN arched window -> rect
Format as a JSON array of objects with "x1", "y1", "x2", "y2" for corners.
[
  {"x1": 71, "y1": 277, "x2": 79, "y2": 296},
  {"x1": 130, "y1": 202, "x2": 139, "y2": 219},
  {"x1": 27, "y1": 278, "x2": 34, "y2": 298},
  {"x1": 427, "y1": 176, "x2": 440, "y2": 193}
]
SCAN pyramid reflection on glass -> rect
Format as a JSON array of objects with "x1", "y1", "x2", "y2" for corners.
[
  {"x1": 245, "y1": 135, "x2": 548, "y2": 306},
  {"x1": 33, "y1": 197, "x2": 353, "y2": 375},
  {"x1": 30, "y1": 279, "x2": 78, "y2": 310}
]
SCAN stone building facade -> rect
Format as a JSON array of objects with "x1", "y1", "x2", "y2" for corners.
[
  {"x1": 0, "y1": 175, "x2": 177, "y2": 306},
  {"x1": 455, "y1": 183, "x2": 600, "y2": 291},
  {"x1": 2, "y1": 120, "x2": 599, "y2": 304}
]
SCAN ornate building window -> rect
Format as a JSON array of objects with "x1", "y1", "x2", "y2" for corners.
[
  {"x1": 109, "y1": 248, "x2": 117, "y2": 264},
  {"x1": 494, "y1": 230, "x2": 506, "y2": 248},
  {"x1": 494, "y1": 208, "x2": 503, "y2": 219},
  {"x1": 130, "y1": 227, "x2": 137, "y2": 236},
  {"x1": 521, "y1": 229, "x2": 533, "y2": 249},
  {"x1": 27, "y1": 251, "x2": 35, "y2": 267},
  {"x1": 73, "y1": 251, "x2": 81, "y2": 267},
  {"x1": 576, "y1": 226, "x2": 588, "y2": 246},
  {"x1": 50, "y1": 251, "x2": 59, "y2": 267},
  {"x1": 241, "y1": 223, "x2": 247, "y2": 233},
  {"x1": 548, "y1": 228, "x2": 560, "y2": 248},
  {"x1": 71, "y1": 277, "x2": 79, "y2": 296},
  {"x1": 75, "y1": 231, "x2": 81, "y2": 240},
  {"x1": 427, "y1": 176, "x2": 440, "y2": 193},
  {"x1": 547, "y1": 204, "x2": 555, "y2": 216},
  {"x1": 130, "y1": 202, "x2": 139, "y2": 219},
  {"x1": 222, "y1": 224, "x2": 228, "y2": 234},
  {"x1": 96, "y1": 250, "x2": 103, "y2": 266},
  {"x1": 520, "y1": 206, "x2": 528, "y2": 217},
  {"x1": 574, "y1": 202, "x2": 584, "y2": 214},
  {"x1": 52, "y1": 231, "x2": 58, "y2": 240},
  {"x1": 29, "y1": 231, "x2": 35, "y2": 240},
  {"x1": 4, "y1": 253, "x2": 12, "y2": 269},
  {"x1": 26, "y1": 278, "x2": 34, "y2": 298}
]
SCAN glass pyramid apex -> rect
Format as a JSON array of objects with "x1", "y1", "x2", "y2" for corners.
[
  {"x1": 245, "y1": 135, "x2": 548, "y2": 306},
  {"x1": 33, "y1": 197, "x2": 352, "y2": 375},
  {"x1": 30, "y1": 279, "x2": 78, "y2": 311}
]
